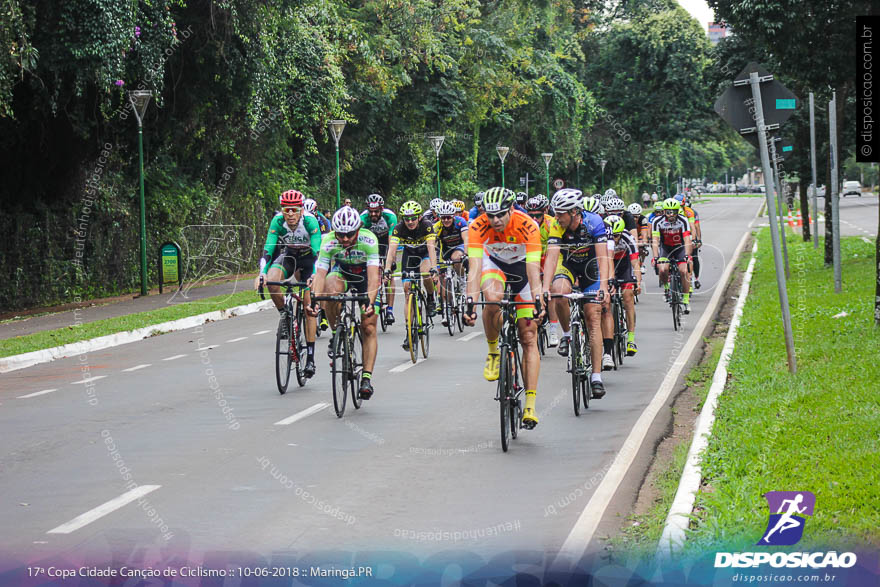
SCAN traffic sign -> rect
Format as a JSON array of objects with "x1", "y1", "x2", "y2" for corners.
[
  {"x1": 714, "y1": 62, "x2": 798, "y2": 148},
  {"x1": 553, "y1": 178, "x2": 564, "y2": 189}
]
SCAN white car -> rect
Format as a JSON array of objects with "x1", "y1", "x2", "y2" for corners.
[{"x1": 842, "y1": 181, "x2": 862, "y2": 197}]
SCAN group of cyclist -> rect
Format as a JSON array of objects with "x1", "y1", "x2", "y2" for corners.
[{"x1": 255, "y1": 183, "x2": 703, "y2": 430}]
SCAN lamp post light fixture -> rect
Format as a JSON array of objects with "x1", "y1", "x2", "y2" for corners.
[
  {"x1": 428, "y1": 135, "x2": 445, "y2": 199},
  {"x1": 600, "y1": 159, "x2": 607, "y2": 192},
  {"x1": 129, "y1": 90, "x2": 153, "y2": 296},
  {"x1": 329, "y1": 119, "x2": 347, "y2": 209},
  {"x1": 541, "y1": 152, "x2": 553, "y2": 198},
  {"x1": 496, "y1": 145, "x2": 510, "y2": 189}
]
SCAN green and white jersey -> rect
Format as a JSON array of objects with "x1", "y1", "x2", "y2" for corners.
[
  {"x1": 259, "y1": 212, "x2": 322, "y2": 274},
  {"x1": 359, "y1": 208, "x2": 398, "y2": 240},
  {"x1": 315, "y1": 229, "x2": 381, "y2": 273}
]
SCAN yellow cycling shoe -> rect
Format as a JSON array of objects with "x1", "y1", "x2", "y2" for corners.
[
  {"x1": 522, "y1": 407, "x2": 538, "y2": 430},
  {"x1": 483, "y1": 353, "x2": 500, "y2": 381}
]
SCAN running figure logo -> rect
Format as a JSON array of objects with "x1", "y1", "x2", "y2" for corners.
[{"x1": 759, "y1": 491, "x2": 816, "y2": 546}]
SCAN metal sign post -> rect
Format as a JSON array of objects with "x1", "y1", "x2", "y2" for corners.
[
  {"x1": 748, "y1": 71, "x2": 798, "y2": 373},
  {"x1": 829, "y1": 94, "x2": 842, "y2": 293},
  {"x1": 770, "y1": 138, "x2": 790, "y2": 278},
  {"x1": 809, "y1": 93, "x2": 819, "y2": 249}
]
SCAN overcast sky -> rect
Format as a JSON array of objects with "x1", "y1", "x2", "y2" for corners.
[{"x1": 677, "y1": 0, "x2": 715, "y2": 32}]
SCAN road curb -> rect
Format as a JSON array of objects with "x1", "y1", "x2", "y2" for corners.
[
  {"x1": 656, "y1": 240, "x2": 759, "y2": 557},
  {"x1": 0, "y1": 300, "x2": 273, "y2": 374}
]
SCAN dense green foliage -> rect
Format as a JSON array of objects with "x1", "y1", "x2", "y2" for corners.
[{"x1": 1, "y1": 0, "x2": 741, "y2": 310}]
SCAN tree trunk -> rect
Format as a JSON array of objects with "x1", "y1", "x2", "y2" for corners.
[
  {"x1": 876, "y1": 199, "x2": 880, "y2": 325},
  {"x1": 799, "y1": 181, "x2": 811, "y2": 242}
]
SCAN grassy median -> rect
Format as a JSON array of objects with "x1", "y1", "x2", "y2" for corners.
[
  {"x1": 685, "y1": 230, "x2": 880, "y2": 552},
  {"x1": 0, "y1": 290, "x2": 260, "y2": 358}
]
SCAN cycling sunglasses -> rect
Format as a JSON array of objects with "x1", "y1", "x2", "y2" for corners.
[
  {"x1": 282, "y1": 206, "x2": 302, "y2": 213},
  {"x1": 440, "y1": 215, "x2": 455, "y2": 221},
  {"x1": 486, "y1": 210, "x2": 509, "y2": 219},
  {"x1": 337, "y1": 230, "x2": 358, "y2": 239}
]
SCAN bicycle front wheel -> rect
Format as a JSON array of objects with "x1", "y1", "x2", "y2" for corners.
[
  {"x1": 350, "y1": 323, "x2": 364, "y2": 410},
  {"x1": 331, "y1": 325, "x2": 348, "y2": 417},
  {"x1": 419, "y1": 294, "x2": 430, "y2": 359},
  {"x1": 405, "y1": 293, "x2": 417, "y2": 363},
  {"x1": 498, "y1": 344, "x2": 511, "y2": 452},
  {"x1": 295, "y1": 308, "x2": 308, "y2": 387},
  {"x1": 570, "y1": 321, "x2": 581, "y2": 417},
  {"x1": 275, "y1": 316, "x2": 292, "y2": 394},
  {"x1": 444, "y1": 280, "x2": 456, "y2": 336}
]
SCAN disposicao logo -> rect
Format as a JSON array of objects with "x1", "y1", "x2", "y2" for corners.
[
  {"x1": 759, "y1": 491, "x2": 815, "y2": 546},
  {"x1": 714, "y1": 490, "x2": 858, "y2": 569}
]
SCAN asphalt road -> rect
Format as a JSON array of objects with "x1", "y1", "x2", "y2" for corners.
[{"x1": 0, "y1": 198, "x2": 762, "y2": 569}]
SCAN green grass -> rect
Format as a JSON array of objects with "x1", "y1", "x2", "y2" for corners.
[
  {"x1": 0, "y1": 290, "x2": 259, "y2": 358},
  {"x1": 684, "y1": 230, "x2": 880, "y2": 553}
]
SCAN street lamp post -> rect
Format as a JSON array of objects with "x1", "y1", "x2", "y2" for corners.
[
  {"x1": 329, "y1": 120, "x2": 347, "y2": 209},
  {"x1": 665, "y1": 169, "x2": 671, "y2": 197},
  {"x1": 600, "y1": 159, "x2": 607, "y2": 192},
  {"x1": 576, "y1": 159, "x2": 581, "y2": 187},
  {"x1": 542, "y1": 152, "x2": 553, "y2": 197},
  {"x1": 429, "y1": 135, "x2": 445, "y2": 199},
  {"x1": 496, "y1": 146, "x2": 510, "y2": 189},
  {"x1": 129, "y1": 90, "x2": 153, "y2": 296}
]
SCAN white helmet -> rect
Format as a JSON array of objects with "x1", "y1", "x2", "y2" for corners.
[
  {"x1": 303, "y1": 198, "x2": 317, "y2": 214},
  {"x1": 331, "y1": 206, "x2": 362, "y2": 233},
  {"x1": 550, "y1": 188, "x2": 584, "y2": 212},
  {"x1": 604, "y1": 188, "x2": 617, "y2": 199},
  {"x1": 607, "y1": 197, "x2": 625, "y2": 212},
  {"x1": 627, "y1": 203, "x2": 643, "y2": 216},
  {"x1": 437, "y1": 201, "x2": 457, "y2": 216},
  {"x1": 430, "y1": 198, "x2": 444, "y2": 212}
]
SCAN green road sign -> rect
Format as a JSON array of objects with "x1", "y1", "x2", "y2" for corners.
[{"x1": 159, "y1": 241, "x2": 182, "y2": 294}]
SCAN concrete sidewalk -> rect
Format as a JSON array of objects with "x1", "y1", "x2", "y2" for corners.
[{"x1": 0, "y1": 276, "x2": 256, "y2": 341}]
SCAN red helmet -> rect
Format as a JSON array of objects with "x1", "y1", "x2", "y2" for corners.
[{"x1": 280, "y1": 190, "x2": 304, "y2": 207}]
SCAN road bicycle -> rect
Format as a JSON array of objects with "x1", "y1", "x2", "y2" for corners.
[
  {"x1": 551, "y1": 291, "x2": 601, "y2": 416},
  {"x1": 259, "y1": 279, "x2": 310, "y2": 394},
  {"x1": 311, "y1": 291, "x2": 370, "y2": 417},
  {"x1": 658, "y1": 257, "x2": 684, "y2": 331},
  {"x1": 400, "y1": 270, "x2": 435, "y2": 363},
  {"x1": 438, "y1": 258, "x2": 467, "y2": 336},
  {"x1": 470, "y1": 289, "x2": 540, "y2": 452},
  {"x1": 609, "y1": 280, "x2": 628, "y2": 369}
]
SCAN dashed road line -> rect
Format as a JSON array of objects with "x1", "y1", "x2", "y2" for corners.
[
  {"x1": 253, "y1": 330, "x2": 271, "y2": 335},
  {"x1": 197, "y1": 344, "x2": 220, "y2": 351},
  {"x1": 226, "y1": 336, "x2": 248, "y2": 343},
  {"x1": 389, "y1": 359, "x2": 426, "y2": 373},
  {"x1": 274, "y1": 402, "x2": 330, "y2": 426},
  {"x1": 18, "y1": 389, "x2": 57, "y2": 399},
  {"x1": 122, "y1": 364, "x2": 151, "y2": 372},
  {"x1": 162, "y1": 354, "x2": 187, "y2": 361},
  {"x1": 47, "y1": 485, "x2": 161, "y2": 534},
  {"x1": 71, "y1": 376, "x2": 106, "y2": 385}
]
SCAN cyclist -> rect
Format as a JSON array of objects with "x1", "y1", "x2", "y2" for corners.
[
  {"x1": 308, "y1": 207, "x2": 381, "y2": 398},
  {"x1": 628, "y1": 203, "x2": 651, "y2": 274},
  {"x1": 433, "y1": 200, "x2": 469, "y2": 327},
  {"x1": 527, "y1": 195, "x2": 559, "y2": 346},
  {"x1": 464, "y1": 187, "x2": 544, "y2": 429},
  {"x1": 542, "y1": 189, "x2": 610, "y2": 397},
  {"x1": 360, "y1": 194, "x2": 399, "y2": 324},
  {"x1": 254, "y1": 190, "x2": 322, "y2": 378},
  {"x1": 453, "y1": 199, "x2": 469, "y2": 221},
  {"x1": 385, "y1": 200, "x2": 440, "y2": 351},
  {"x1": 647, "y1": 200, "x2": 663, "y2": 224},
  {"x1": 605, "y1": 196, "x2": 639, "y2": 243},
  {"x1": 605, "y1": 215, "x2": 641, "y2": 356},
  {"x1": 678, "y1": 194, "x2": 703, "y2": 289},
  {"x1": 651, "y1": 198, "x2": 693, "y2": 314},
  {"x1": 423, "y1": 198, "x2": 443, "y2": 224},
  {"x1": 469, "y1": 191, "x2": 485, "y2": 221},
  {"x1": 304, "y1": 198, "x2": 331, "y2": 233}
]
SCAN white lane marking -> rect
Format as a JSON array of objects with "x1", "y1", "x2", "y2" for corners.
[
  {"x1": 253, "y1": 330, "x2": 271, "y2": 335},
  {"x1": 274, "y1": 402, "x2": 330, "y2": 426},
  {"x1": 457, "y1": 331, "x2": 483, "y2": 342},
  {"x1": 389, "y1": 359, "x2": 426, "y2": 373},
  {"x1": 18, "y1": 389, "x2": 57, "y2": 399},
  {"x1": 71, "y1": 376, "x2": 106, "y2": 385},
  {"x1": 554, "y1": 225, "x2": 753, "y2": 570},
  {"x1": 162, "y1": 354, "x2": 187, "y2": 361},
  {"x1": 47, "y1": 485, "x2": 161, "y2": 534},
  {"x1": 226, "y1": 336, "x2": 248, "y2": 343},
  {"x1": 122, "y1": 364, "x2": 151, "y2": 372},
  {"x1": 197, "y1": 344, "x2": 220, "y2": 350}
]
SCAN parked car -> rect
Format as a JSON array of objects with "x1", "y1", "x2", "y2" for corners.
[
  {"x1": 842, "y1": 180, "x2": 862, "y2": 197},
  {"x1": 736, "y1": 184, "x2": 750, "y2": 193}
]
